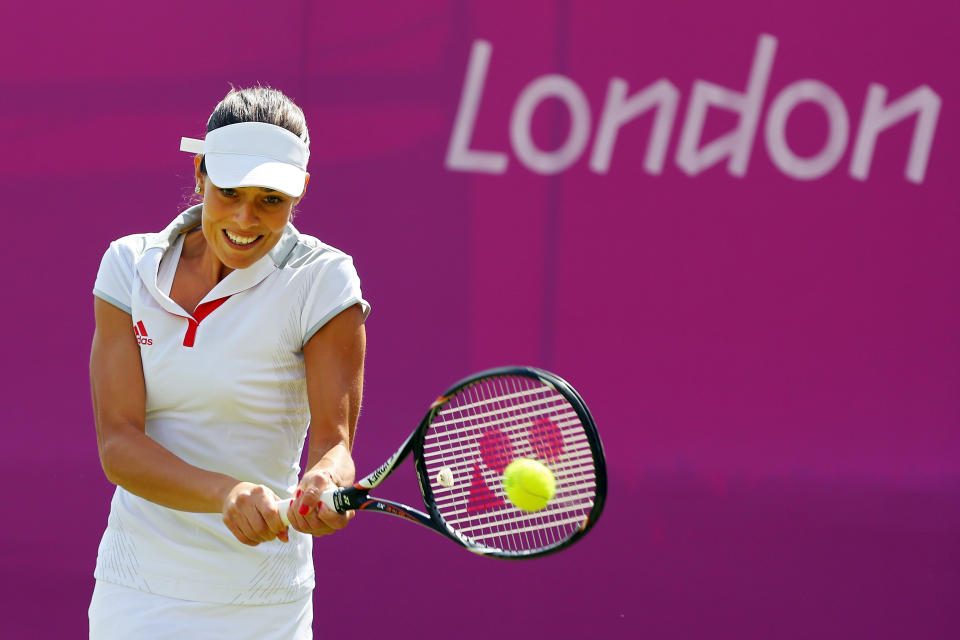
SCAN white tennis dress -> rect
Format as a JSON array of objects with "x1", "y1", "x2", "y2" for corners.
[{"x1": 90, "y1": 205, "x2": 369, "y2": 635}]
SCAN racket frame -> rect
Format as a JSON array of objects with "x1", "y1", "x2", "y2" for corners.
[
  {"x1": 295, "y1": 366, "x2": 607, "y2": 559},
  {"x1": 414, "y1": 366, "x2": 607, "y2": 559}
]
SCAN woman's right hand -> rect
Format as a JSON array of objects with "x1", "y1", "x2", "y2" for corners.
[{"x1": 221, "y1": 482, "x2": 289, "y2": 546}]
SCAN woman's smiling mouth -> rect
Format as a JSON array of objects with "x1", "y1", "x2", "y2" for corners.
[{"x1": 223, "y1": 229, "x2": 262, "y2": 247}]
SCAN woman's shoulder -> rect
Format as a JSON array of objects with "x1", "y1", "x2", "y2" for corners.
[
  {"x1": 280, "y1": 230, "x2": 359, "y2": 273},
  {"x1": 101, "y1": 210, "x2": 200, "y2": 265},
  {"x1": 105, "y1": 232, "x2": 153, "y2": 253},
  {"x1": 98, "y1": 232, "x2": 156, "y2": 270}
]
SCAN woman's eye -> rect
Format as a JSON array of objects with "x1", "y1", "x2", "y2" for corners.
[
  {"x1": 220, "y1": 188, "x2": 237, "y2": 197},
  {"x1": 265, "y1": 196, "x2": 283, "y2": 205}
]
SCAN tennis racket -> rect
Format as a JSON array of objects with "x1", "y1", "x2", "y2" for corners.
[{"x1": 279, "y1": 366, "x2": 606, "y2": 559}]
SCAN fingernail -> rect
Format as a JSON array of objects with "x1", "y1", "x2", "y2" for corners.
[
  {"x1": 298, "y1": 504, "x2": 310, "y2": 515},
  {"x1": 296, "y1": 489, "x2": 302, "y2": 498}
]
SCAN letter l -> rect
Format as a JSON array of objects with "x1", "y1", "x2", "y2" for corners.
[{"x1": 445, "y1": 40, "x2": 509, "y2": 174}]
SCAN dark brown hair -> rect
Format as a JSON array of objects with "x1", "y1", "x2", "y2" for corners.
[{"x1": 198, "y1": 86, "x2": 309, "y2": 174}]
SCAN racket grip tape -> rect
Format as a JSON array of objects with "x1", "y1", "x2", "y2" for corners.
[{"x1": 278, "y1": 489, "x2": 339, "y2": 527}]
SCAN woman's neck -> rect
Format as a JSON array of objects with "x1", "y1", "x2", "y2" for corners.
[{"x1": 181, "y1": 227, "x2": 234, "y2": 283}]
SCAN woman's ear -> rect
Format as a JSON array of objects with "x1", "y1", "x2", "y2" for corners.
[{"x1": 294, "y1": 173, "x2": 310, "y2": 204}]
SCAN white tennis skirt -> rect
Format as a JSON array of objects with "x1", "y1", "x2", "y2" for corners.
[{"x1": 88, "y1": 580, "x2": 313, "y2": 639}]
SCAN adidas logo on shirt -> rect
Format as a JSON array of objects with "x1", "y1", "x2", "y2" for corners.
[{"x1": 134, "y1": 320, "x2": 153, "y2": 346}]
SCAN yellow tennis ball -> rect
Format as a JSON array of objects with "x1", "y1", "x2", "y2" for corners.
[{"x1": 503, "y1": 458, "x2": 556, "y2": 512}]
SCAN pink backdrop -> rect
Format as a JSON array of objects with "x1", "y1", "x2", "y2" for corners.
[{"x1": 1, "y1": 1, "x2": 956, "y2": 637}]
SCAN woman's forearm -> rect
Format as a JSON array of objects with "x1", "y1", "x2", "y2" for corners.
[
  {"x1": 305, "y1": 439, "x2": 355, "y2": 486},
  {"x1": 99, "y1": 421, "x2": 240, "y2": 512}
]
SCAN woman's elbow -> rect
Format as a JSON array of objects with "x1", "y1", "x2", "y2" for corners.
[{"x1": 97, "y1": 433, "x2": 133, "y2": 486}]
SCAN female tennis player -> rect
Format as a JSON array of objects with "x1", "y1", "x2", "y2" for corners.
[{"x1": 88, "y1": 87, "x2": 369, "y2": 638}]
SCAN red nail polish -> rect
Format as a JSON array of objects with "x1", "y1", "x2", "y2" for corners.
[
  {"x1": 298, "y1": 504, "x2": 309, "y2": 515},
  {"x1": 296, "y1": 489, "x2": 302, "y2": 498}
]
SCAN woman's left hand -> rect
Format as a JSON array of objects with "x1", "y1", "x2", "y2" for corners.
[{"x1": 288, "y1": 469, "x2": 355, "y2": 537}]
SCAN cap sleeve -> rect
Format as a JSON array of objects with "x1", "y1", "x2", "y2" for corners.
[
  {"x1": 300, "y1": 254, "x2": 370, "y2": 347},
  {"x1": 93, "y1": 239, "x2": 138, "y2": 314}
]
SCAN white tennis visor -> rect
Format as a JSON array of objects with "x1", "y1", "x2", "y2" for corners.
[{"x1": 180, "y1": 122, "x2": 309, "y2": 197}]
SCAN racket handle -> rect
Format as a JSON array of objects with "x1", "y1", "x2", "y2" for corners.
[
  {"x1": 279, "y1": 498, "x2": 293, "y2": 527},
  {"x1": 278, "y1": 490, "x2": 339, "y2": 527}
]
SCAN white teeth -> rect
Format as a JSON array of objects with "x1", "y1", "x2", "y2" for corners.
[{"x1": 225, "y1": 230, "x2": 259, "y2": 245}]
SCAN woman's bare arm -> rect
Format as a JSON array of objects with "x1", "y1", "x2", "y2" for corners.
[
  {"x1": 287, "y1": 303, "x2": 366, "y2": 536},
  {"x1": 90, "y1": 297, "x2": 287, "y2": 545}
]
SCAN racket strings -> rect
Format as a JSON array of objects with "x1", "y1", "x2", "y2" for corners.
[
  {"x1": 424, "y1": 441, "x2": 597, "y2": 495},
  {"x1": 422, "y1": 375, "x2": 599, "y2": 555},
  {"x1": 424, "y1": 410, "x2": 583, "y2": 449}
]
